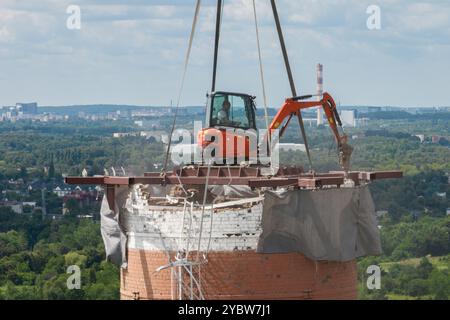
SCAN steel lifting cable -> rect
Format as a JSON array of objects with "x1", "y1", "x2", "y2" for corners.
[
  {"x1": 211, "y1": 0, "x2": 224, "y2": 93},
  {"x1": 163, "y1": 0, "x2": 202, "y2": 172},
  {"x1": 252, "y1": 0, "x2": 272, "y2": 165},
  {"x1": 270, "y1": 0, "x2": 313, "y2": 171}
]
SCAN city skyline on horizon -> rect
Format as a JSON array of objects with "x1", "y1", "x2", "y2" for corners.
[{"x1": 10, "y1": 102, "x2": 450, "y2": 110}]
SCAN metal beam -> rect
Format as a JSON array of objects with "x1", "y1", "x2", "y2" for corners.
[
  {"x1": 298, "y1": 177, "x2": 344, "y2": 188},
  {"x1": 65, "y1": 177, "x2": 105, "y2": 185},
  {"x1": 65, "y1": 170, "x2": 402, "y2": 189}
]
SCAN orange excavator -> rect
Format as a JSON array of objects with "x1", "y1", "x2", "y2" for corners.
[
  {"x1": 197, "y1": 91, "x2": 352, "y2": 171},
  {"x1": 193, "y1": 0, "x2": 352, "y2": 172},
  {"x1": 163, "y1": 0, "x2": 352, "y2": 172}
]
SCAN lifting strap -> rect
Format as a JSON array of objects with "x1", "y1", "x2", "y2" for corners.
[
  {"x1": 252, "y1": 0, "x2": 272, "y2": 163},
  {"x1": 163, "y1": 0, "x2": 202, "y2": 172},
  {"x1": 270, "y1": 0, "x2": 313, "y2": 170}
]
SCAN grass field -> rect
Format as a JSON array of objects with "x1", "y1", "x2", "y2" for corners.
[{"x1": 380, "y1": 255, "x2": 450, "y2": 273}]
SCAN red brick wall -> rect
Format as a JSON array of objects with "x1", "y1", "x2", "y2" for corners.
[{"x1": 121, "y1": 249, "x2": 357, "y2": 300}]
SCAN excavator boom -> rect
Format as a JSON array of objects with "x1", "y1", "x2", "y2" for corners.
[
  {"x1": 270, "y1": 92, "x2": 342, "y2": 145},
  {"x1": 267, "y1": 92, "x2": 352, "y2": 171}
]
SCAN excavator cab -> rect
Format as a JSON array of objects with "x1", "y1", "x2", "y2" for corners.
[
  {"x1": 199, "y1": 92, "x2": 258, "y2": 164},
  {"x1": 206, "y1": 92, "x2": 257, "y2": 130}
]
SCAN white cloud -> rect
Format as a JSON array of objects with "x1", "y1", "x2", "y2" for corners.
[
  {"x1": 0, "y1": 0, "x2": 449, "y2": 107},
  {"x1": 397, "y1": 2, "x2": 450, "y2": 31}
]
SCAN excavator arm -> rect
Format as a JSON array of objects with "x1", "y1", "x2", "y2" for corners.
[{"x1": 268, "y1": 92, "x2": 353, "y2": 171}]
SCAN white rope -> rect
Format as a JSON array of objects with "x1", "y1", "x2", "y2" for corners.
[
  {"x1": 180, "y1": 198, "x2": 188, "y2": 235},
  {"x1": 174, "y1": 170, "x2": 189, "y2": 197},
  {"x1": 185, "y1": 201, "x2": 194, "y2": 256},
  {"x1": 252, "y1": 0, "x2": 272, "y2": 166},
  {"x1": 180, "y1": 198, "x2": 192, "y2": 255},
  {"x1": 205, "y1": 165, "x2": 233, "y2": 257},
  {"x1": 177, "y1": 0, "x2": 201, "y2": 108}
]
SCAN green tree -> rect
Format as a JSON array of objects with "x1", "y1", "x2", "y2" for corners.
[
  {"x1": 429, "y1": 270, "x2": 450, "y2": 300},
  {"x1": 0, "y1": 231, "x2": 28, "y2": 258},
  {"x1": 48, "y1": 155, "x2": 55, "y2": 179},
  {"x1": 417, "y1": 257, "x2": 433, "y2": 279}
]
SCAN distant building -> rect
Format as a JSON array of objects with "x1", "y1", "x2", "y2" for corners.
[
  {"x1": 447, "y1": 208, "x2": 450, "y2": 216},
  {"x1": 367, "y1": 107, "x2": 382, "y2": 113},
  {"x1": 16, "y1": 102, "x2": 38, "y2": 115},
  {"x1": 430, "y1": 136, "x2": 449, "y2": 144},
  {"x1": 414, "y1": 134, "x2": 425, "y2": 143},
  {"x1": 140, "y1": 131, "x2": 169, "y2": 143},
  {"x1": 0, "y1": 201, "x2": 23, "y2": 214},
  {"x1": 356, "y1": 117, "x2": 369, "y2": 126},
  {"x1": 276, "y1": 143, "x2": 306, "y2": 152},
  {"x1": 376, "y1": 210, "x2": 388, "y2": 218},
  {"x1": 54, "y1": 186, "x2": 72, "y2": 197},
  {"x1": 113, "y1": 132, "x2": 138, "y2": 138},
  {"x1": 132, "y1": 119, "x2": 164, "y2": 129},
  {"x1": 23, "y1": 202, "x2": 37, "y2": 207},
  {"x1": 62, "y1": 189, "x2": 100, "y2": 214},
  {"x1": 340, "y1": 110, "x2": 357, "y2": 127},
  {"x1": 77, "y1": 215, "x2": 94, "y2": 219},
  {"x1": 432, "y1": 136, "x2": 441, "y2": 144}
]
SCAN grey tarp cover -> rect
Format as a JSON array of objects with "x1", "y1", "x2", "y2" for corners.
[
  {"x1": 256, "y1": 185, "x2": 382, "y2": 261},
  {"x1": 210, "y1": 185, "x2": 260, "y2": 198},
  {"x1": 100, "y1": 186, "x2": 129, "y2": 268}
]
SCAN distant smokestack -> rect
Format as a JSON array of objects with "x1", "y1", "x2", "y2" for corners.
[{"x1": 316, "y1": 63, "x2": 324, "y2": 126}]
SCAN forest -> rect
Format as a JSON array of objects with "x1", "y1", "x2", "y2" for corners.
[
  {"x1": 0, "y1": 114, "x2": 449, "y2": 300},
  {"x1": 0, "y1": 211, "x2": 119, "y2": 299}
]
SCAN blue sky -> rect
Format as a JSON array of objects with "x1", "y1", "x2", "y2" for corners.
[{"x1": 0, "y1": 0, "x2": 449, "y2": 107}]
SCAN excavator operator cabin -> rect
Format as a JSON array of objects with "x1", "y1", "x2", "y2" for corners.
[{"x1": 207, "y1": 92, "x2": 257, "y2": 131}]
